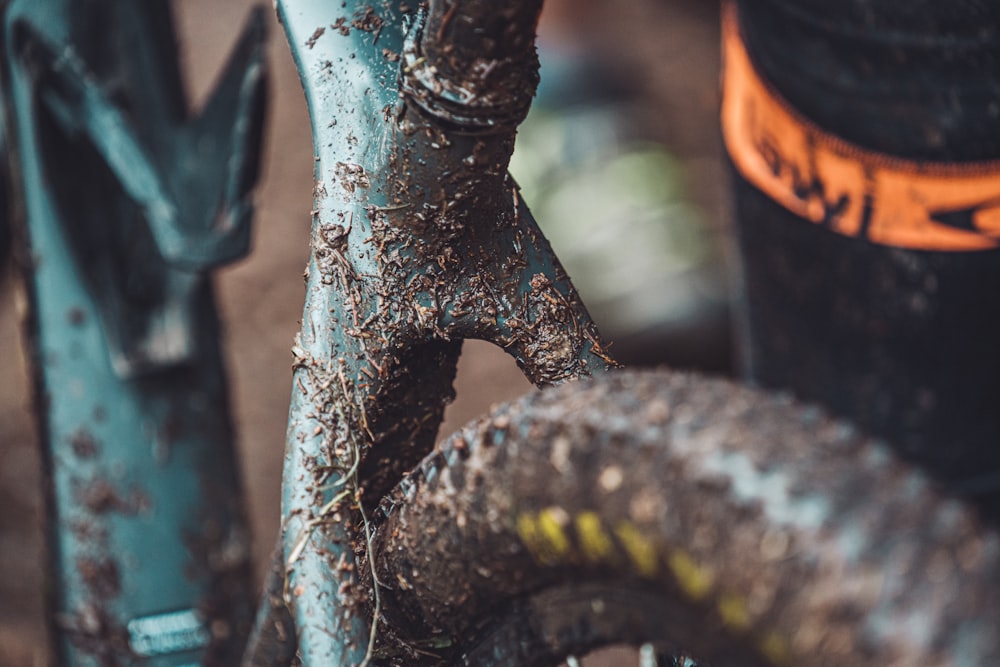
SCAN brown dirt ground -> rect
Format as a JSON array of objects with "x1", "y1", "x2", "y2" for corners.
[{"x1": 0, "y1": 0, "x2": 723, "y2": 663}]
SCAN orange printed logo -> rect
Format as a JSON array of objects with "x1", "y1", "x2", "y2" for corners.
[{"x1": 721, "y1": 3, "x2": 1000, "y2": 251}]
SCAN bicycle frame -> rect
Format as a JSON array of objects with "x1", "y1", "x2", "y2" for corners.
[
  {"x1": 270, "y1": 0, "x2": 615, "y2": 662},
  {"x1": 1, "y1": 0, "x2": 615, "y2": 664},
  {"x1": 6, "y1": 1, "x2": 1000, "y2": 665},
  {"x1": 2, "y1": 1, "x2": 267, "y2": 664}
]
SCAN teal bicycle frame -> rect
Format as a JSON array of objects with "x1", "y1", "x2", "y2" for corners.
[
  {"x1": 270, "y1": 0, "x2": 614, "y2": 663},
  {"x1": 2, "y1": 0, "x2": 614, "y2": 664},
  {"x1": 7, "y1": 1, "x2": 1000, "y2": 666},
  {"x1": 2, "y1": 1, "x2": 266, "y2": 664}
]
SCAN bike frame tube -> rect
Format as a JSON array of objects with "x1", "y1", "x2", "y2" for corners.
[
  {"x1": 274, "y1": 0, "x2": 615, "y2": 663},
  {"x1": 2, "y1": 1, "x2": 267, "y2": 664}
]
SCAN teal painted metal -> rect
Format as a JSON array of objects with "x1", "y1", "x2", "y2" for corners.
[
  {"x1": 274, "y1": 0, "x2": 615, "y2": 664},
  {"x1": 274, "y1": 3, "x2": 409, "y2": 661},
  {"x1": 1, "y1": 1, "x2": 267, "y2": 664}
]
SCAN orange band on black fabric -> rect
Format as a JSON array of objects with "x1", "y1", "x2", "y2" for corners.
[{"x1": 721, "y1": 2, "x2": 1000, "y2": 251}]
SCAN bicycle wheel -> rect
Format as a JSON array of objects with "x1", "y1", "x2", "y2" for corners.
[{"x1": 362, "y1": 369, "x2": 1000, "y2": 666}]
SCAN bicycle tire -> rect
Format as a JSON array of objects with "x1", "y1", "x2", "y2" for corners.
[{"x1": 363, "y1": 369, "x2": 1000, "y2": 666}]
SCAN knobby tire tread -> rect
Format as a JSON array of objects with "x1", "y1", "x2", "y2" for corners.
[{"x1": 365, "y1": 369, "x2": 1000, "y2": 666}]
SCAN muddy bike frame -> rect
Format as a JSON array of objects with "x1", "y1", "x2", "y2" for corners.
[
  {"x1": 2, "y1": 0, "x2": 616, "y2": 665},
  {"x1": 268, "y1": 0, "x2": 617, "y2": 663},
  {"x1": 2, "y1": 0, "x2": 268, "y2": 665},
  {"x1": 7, "y1": 1, "x2": 1000, "y2": 666}
]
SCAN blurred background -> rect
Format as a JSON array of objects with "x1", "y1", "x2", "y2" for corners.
[{"x1": 0, "y1": 0, "x2": 726, "y2": 662}]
